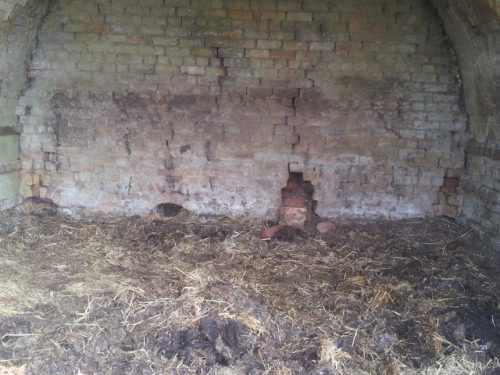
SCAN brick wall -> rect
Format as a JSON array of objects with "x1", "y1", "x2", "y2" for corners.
[
  {"x1": 18, "y1": 0, "x2": 467, "y2": 219},
  {"x1": 0, "y1": 0, "x2": 46, "y2": 209},
  {"x1": 433, "y1": 0, "x2": 500, "y2": 249}
]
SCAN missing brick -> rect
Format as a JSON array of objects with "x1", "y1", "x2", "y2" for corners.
[
  {"x1": 154, "y1": 203, "x2": 182, "y2": 217},
  {"x1": 205, "y1": 141, "x2": 213, "y2": 161},
  {"x1": 279, "y1": 172, "x2": 316, "y2": 230}
]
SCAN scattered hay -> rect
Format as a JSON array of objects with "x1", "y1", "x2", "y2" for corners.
[
  {"x1": 0, "y1": 204, "x2": 499, "y2": 374},
  {"x1": 318, "y1": 338, "x2": 351, "y2": 370},
  {"x1": 0, "y1": 365, "x2": 25, "y2": 375}
]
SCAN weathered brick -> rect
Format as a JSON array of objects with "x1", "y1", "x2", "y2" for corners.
[
  {"x1": 295, "y1": 51, "x2": 320, "y2": 60},
  {"x1": 228, "y1": 10, "x2": 253, "y2": 21},
  {"x1": 205, "y1": 37, "x2": 229, "y2": 48},
  {"x1": 310, "y1": 42, "x2": 335, "y2": 51},
  {"x1": 258, "y1": 11, "x2": 285, "y2": 20},
  {"x1": 286, "y1": 12, "x2": 312, "y2": 22},
  {"x1": 278, "y1": 206, "x2": 306, "y2": 229},
  {"x1": 246, "y1": 49, "x2": 270, "y2": 59},
  {"x1": 257, "y1": 39, "x2": 282, "y2": 49},
  {"x1": 180, "y1": 66, "x2": 205, "y2": 75},
  {"x1": 283, "y1": 41, "x2": 309, "y2": 50},
  {"x1": 271, "y1": 1, "x2": 296, "y2": 11},
  {"x1": 273, "y1": 87, "x2": 299, "y2": 98}
]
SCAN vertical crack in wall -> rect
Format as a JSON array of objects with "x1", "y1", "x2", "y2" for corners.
[
  {"x1": 290, "y1": 94, "x2": 301, "y2": 154},
  {"x1": 126, "y1": 176, "x2": 133, "y2": 194},
  {"x1": 124, "y1": 129, "x2": 132, "y2": 155}
]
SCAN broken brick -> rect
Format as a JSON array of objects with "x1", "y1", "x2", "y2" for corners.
[
  {"x1": 279, "y1": 207, "x2": 307, "y2": 230},
  {"x1": 260, "y1": 224, "x2": 284, "y2": 240}
]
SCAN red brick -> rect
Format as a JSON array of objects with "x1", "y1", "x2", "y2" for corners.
[
  {"x1": 283, "y1": 180, "x2": 304, "y2": 193},
  {"x1": 260, "y1": 224, "x2": 283, "y2": 240},
  {"x1": 270, "y1": 50, "x2": 295, "y2": 59},
  {"x1": 283, "y1": 197, "x2": 307, "y2": 207}
]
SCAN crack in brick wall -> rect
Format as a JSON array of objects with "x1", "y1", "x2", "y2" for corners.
[{"x1": 17, "y1": 0, "x2": 467, "y2": 219}]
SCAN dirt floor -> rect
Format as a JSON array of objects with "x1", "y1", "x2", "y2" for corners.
[{"x1": 0, "y1": 201, "x2": 499, "y2": 375}]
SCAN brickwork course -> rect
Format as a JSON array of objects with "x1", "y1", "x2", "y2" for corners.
[{"x1": 0, "y1": 0, "x2": 498, "y2": 248}]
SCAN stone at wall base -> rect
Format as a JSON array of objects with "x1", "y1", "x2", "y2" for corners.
[
  {"x1": 316, "y1": 221, "x2": 336, "y2": 234},
  {"x1": 260, "y1": 224, "x2": 284, "y2": 240}
]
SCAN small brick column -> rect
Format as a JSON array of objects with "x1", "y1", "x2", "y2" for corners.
[{"x1": 279, "y1": 174, "x2": 314, "y2": 230}]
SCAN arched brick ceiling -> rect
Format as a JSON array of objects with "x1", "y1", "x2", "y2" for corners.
[
  {"x1": 432, "y1": 0, "x2": 499, "y2": 33},
  {"x1": 0, "y1": 0, "x2": 28, "y2": 21},
  {"x1": 2, "y1": 0, "x2": 500, "y2": 28},
  {"x1": 431, "y1": 0, "x2": 500, "y2": 129}
]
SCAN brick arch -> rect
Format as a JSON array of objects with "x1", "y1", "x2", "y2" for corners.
[
  {"x1": 0, "y1": 0, "x2": 49, "y2": 209},
  {"x1": 431, "y1": 0, "x2": 500, "y2": 248}
]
